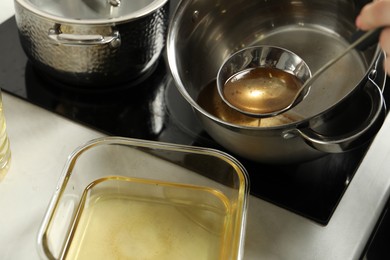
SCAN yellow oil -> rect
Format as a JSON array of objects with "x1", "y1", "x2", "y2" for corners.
[
  {"x1": 0, "y1": 97, "x2": 11, "y2": 180},
  {"x1": 63, "y1": 176, "x2": 233, "y2": 260},
  {"x1": 197, "y1": 79, "x2": 300, "y2": 127}
]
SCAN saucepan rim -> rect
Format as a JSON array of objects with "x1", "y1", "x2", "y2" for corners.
[{"x1": 14, "y1": 0, "x2": 168, "y2": 25}]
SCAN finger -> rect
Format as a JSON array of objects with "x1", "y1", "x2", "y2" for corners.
[
  {"x1": 356, "y1": 1, "x2": 390, "y2": 30},
  {"x1": 380, "y1": 27, "x2": 390, "y2": 76},
  {"x1": 384, "y1": 58, "x2": 390, "y2": 76},
  {"x1": 379, "y1": 27, "x2": 390, "y2": 54}
]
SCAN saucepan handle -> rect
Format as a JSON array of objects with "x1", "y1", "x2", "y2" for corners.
[
  {"x1": 291, "y1": 73, "x2": 385, "y2": 153},
  {"x1": 48, "y1": 26, "x2": 121, "y2": 48}
]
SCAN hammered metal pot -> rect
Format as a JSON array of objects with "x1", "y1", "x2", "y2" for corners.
[
  {"x1": 167, "y1": 0, "x2": 387, "y2": 164},
  {"x1": 14, "y1": 0, "x2": 169, "y2": 87}
]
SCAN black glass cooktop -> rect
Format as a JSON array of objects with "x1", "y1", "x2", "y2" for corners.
[{"x1": 1, "y1": 16, "x2": 387, "y2": 225}]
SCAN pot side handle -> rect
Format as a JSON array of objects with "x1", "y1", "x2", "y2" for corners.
[
  {"x1": 291, "y1": 76, "x2": 385, "y2": 153},
  {"x1": 48, "y1": 27, "x2": 121, "y2": 48}
]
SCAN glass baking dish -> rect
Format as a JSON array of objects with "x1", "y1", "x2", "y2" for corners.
[{"x1": 37, "y1": 137, "x2": 249, "y2": 260}]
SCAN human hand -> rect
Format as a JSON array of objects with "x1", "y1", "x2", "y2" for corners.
[{"x1": 356, "y1": 0, "x2": 390, "y2": 75}]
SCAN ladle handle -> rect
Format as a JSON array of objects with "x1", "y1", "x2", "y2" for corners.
[
  {"x1": 300, "y1": 28, "x2": 382, "y2": 96},
  {"x1": 351, "y1": 28, "x2": 383, "y2": 51}
]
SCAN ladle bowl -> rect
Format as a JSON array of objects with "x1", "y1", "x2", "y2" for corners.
[
  {"x1": 217, "y1": 29, "x2": 381, "y2": 118},
  {"x1": 217, "y1": 46, "x2": 312, "y2": 117}
]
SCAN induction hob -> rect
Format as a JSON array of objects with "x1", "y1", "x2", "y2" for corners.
[{"x1": 1, "y1": 16, "x2": 388, "y2": 225}]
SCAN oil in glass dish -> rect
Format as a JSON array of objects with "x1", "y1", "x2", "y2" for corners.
[
  {"x1": 63, "y1": 176, "x2": 232, "y2": 260},
  {"x1": 0, "y1": 92, "x2": 11, "y2": 180}
]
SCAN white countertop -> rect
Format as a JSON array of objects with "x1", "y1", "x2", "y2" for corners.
[{"x1": 1, "y1": 2, "x2": 390, "y2": 259}]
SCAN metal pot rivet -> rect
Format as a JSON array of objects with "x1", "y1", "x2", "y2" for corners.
[
  {"x1": 108, "y1": 0, "x2": 121, "y2": 7},
  {"x1": 192, "y1": 10, "x2": 200, "y2": 23},
  {"x1": 110, "y1": 38, "x2": 121, "y2": 48},
  {"x1": 368, "y1": 69, "x2": 377, "y2": 80},
  {"x1": 282, "y1": 132, "x2": 296, "y2": 139}
]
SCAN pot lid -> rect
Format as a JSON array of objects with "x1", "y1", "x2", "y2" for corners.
[{"x1": 17, "y1": 0, "x2": 167, "y2": 22}]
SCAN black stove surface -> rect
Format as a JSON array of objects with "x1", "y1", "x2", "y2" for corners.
[{"x1": 0, "y1": 16, "x2": 386, "y2": 225}]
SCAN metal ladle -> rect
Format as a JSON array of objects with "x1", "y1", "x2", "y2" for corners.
[{"x1": 217, "y1": 28, "x2": 382, "y2": 118}]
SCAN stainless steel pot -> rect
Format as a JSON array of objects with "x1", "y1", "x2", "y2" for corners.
[
  {"x1": 167, "y1": 0, "x2": 387, "y2": 164},
  {"x1": 14, "y1": 0, "x2": 169, "y2": 87}
]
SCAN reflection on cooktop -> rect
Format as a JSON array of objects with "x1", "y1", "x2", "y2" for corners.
[
  {"x1": 0, "y1": 16, "x2": 386, "y2": 225},
  {"x1": 25, "y1": 60, "x2": 169, "y2": 140},
  {"x1": 24, "y1": 58, "x2": 216, "y2": 147}
]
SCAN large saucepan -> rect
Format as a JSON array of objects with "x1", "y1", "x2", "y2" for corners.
[
  {"x1": 167, "y1": 0, "x2": 387, "y2": 164},
  {"x1": 14, "y1": 0, "x2": 169, "y2": 87}
]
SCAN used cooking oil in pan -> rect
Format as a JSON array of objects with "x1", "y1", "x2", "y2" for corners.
[
  {"x1": 62, "y1": 176, "x2": 232, "y2": 260},
  {"x1": 197, "y1": 78, "x2": 302, "y2": 128}
]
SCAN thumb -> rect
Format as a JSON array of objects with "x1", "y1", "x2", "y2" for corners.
[{"x1": 356, "y1": 1, "x2": 390, "y2": 30}]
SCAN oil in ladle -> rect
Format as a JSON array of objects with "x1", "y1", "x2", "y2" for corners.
[
  {"x1": 197, "y1": 80, "x2": 300, "y2": 128},
  {"x1": 223, "y1": 67, "x2": 303, "y2": 115}
]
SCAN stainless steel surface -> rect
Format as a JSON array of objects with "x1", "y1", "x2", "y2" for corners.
[
  {"x1": 14, "y1": 0, "x2": 169, "y2": 86},
  {"x1": 167, "y1": 0, "x2": 384, "y2": 163}
]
